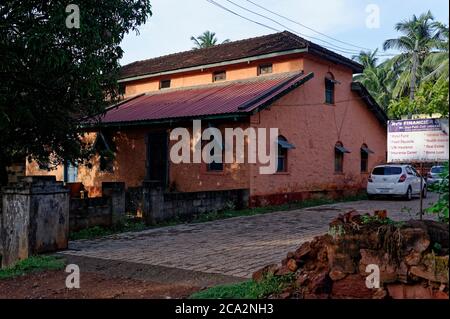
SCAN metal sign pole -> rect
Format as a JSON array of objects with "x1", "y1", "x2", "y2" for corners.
[{"x1": 419, "y1": 162, "x2": 423, "y2": 220}]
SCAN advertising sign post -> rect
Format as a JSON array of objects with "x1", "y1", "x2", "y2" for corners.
[{"x1": 387, "y1": 119, "x2": 449, "y2": 219}]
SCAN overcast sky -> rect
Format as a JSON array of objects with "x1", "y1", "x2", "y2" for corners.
[{"x1": 120, "y1": 0, "x2": 449, "y2": 66}]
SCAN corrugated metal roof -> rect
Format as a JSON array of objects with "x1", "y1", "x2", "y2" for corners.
[{"x1": 99, "y1": 72, "x2": 313, "y2": 126}]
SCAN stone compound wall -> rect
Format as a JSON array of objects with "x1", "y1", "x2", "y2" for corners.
[
  {"x1": 69, "y1": 182, "x2": 125, "y2": 232},
  {"x1": 142, "y1": 182, "x2": 249, "y2": 224},
  {"x1": 1, "y1": 176, "x2": 69, "y2": 268}
]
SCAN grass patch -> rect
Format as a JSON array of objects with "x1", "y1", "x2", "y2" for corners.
[
  {"x1": 69, "y1": 219, "x2": 147, "y2": 240},
  {"x1": 190, "y1": 274, "x2": 294, "y2": 299},
  {"x1": 0, "y1": 255, "x2": 65, "y2": 280},
  {"x1": 70, "y1": 193, "x2": 367, "y2": 240}
]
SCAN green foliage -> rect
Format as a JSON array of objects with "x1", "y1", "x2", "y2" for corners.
[
  {"x1": 0, "y1": 1, "x2": 152, "y2": 182},
  {"x1": 360, "y1": 215, "x2": 404, "y2": 227},
  {"x1": 191, "y1": 31, "x2": 230, "y2": 49},
  {"x1": 190, "y1": 274, "x2": 294, "y2": 299},
  {"x1": 353, "y1": 13, "x2": 449, "y2": 118},
  {"x1": 70, "y1": 219, "x2": 147, "y2": 240},
  {"x1": 0, "y1": 255, "x2": 65, "y2": 280},
  {"x1": 388, "y1": 79, "x2": 449, "y2": 119},
  {"x1": 427, "y1": 162, "x2": 449, "y2": 223}
]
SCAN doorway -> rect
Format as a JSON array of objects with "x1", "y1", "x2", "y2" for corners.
[{"x1": 146, "y1": 131, "x2": 168, "y2": 187}]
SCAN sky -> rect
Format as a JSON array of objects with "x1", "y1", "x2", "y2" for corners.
[{"x1": 119, "y1": 0, "x2": 449, "y2": 66}]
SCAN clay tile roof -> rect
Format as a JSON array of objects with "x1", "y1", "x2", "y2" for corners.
[
  {"x1": 119, "y1": 31, "x2": 362, "y2": 80},
  {"x1": 98, "y1": 71, "x2": 314, "y2": 126}
]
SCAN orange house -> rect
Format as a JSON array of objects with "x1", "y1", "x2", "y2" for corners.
[{"x1": 27, "y1": 31, "x2": 388, "y2": 206}]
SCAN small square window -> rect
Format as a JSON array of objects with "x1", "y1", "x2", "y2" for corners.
[
  {"x1": 160, "y1": 79, "x2": 171, "y2": 89},
  {"x1": 213, "y1": 71, "x2": 226, "y2": 82},
  {"x1": 258, "y1": 64, "x2": 273, "y2": 76}
]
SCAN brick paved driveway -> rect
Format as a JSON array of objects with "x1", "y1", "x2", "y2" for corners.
[{"x1": 61, "y1": 193, "x2": 438, "y2": 279}]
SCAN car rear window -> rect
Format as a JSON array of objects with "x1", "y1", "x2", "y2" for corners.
[
  {"x1": 431, "y1": 167, "x2": 443, "y2": 174},
  {"x1": 372, "y1": 166, "x2": 402, "y2": 175}
]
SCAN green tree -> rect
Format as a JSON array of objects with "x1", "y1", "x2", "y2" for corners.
[
  {"x1": 383, "y1": 11, "x2": 441, "y2": 102},
  {"x1": 423, "y1": 22, "x2": 449, "y2": 83},
  {"x1": 352, "y1": 49, "x2": 379, "y2": 69},
  {"x1": 0, "y1": 0, "x2": 152, "y2": 184},
  {"x1": 427, "y1": 162, "x2": 449, "y2": 223},
  {"x1": 191, "y1": 31, "x2": 230, "y2": 49},
  {"x1": 353, "y1": 51, "x2": 395, "y2": 111},
  {"x1": 388, "y1": 78, "x2": 449, "y2": 119}
]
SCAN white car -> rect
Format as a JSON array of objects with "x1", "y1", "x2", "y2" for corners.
[{"x1": 367, "y1": 164, "x2": 427, "y2": 200}]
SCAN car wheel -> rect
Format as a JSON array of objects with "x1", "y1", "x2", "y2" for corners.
[
  {"x1": 367, "y1": 194, "x2": 375, "y2": 200},
  {"x1": 422, "y1": 186, "x2": 427, "y2": 198},
  {"x1": 405, "y1": 187, "x2": 412, "y2": 201}
]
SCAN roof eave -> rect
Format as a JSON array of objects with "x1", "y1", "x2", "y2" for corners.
[{"x1": 351, "y1": 82, "x2": 388, "y2": 126}]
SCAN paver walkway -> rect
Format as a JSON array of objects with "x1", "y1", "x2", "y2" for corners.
[{"x1": 61, "y1": 194, "x2": 437, "y2": 278}]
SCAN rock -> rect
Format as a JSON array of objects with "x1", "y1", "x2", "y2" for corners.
[
  {"x1": 386, "y1": 283, "x2": 433, "y2": 299},
  {"x1": 294, "y1": 242, "x2": 311, "y2": 262},
  {"x1": 286, "y1": 259, "x2": 298, "y2": 272},
  {"x1": 275, "y1": 265, "x2": 293, "y2": 276},
  {"x1": 252, "y1": 264, "x2": 278, "y2": 282},
  {"x1": 374, "y1": 210, "x2": 387, "y2": 219},
  {"x1": 331, "y1": 274, "x2": 374, "y2": 299},
  {"x1": 359, "y1": 249, "x2": 398, "y2": 283},
  {"x1": 286, "y1": 251, "x2": 295, "y2": 259},
  {"x1": 372, "y1": 288, "x2": 388, "y2": 299},
  {"x1": 410, "y1": 265, "x2": 448, "y2": 284},
  {"x1": 404, "y1": 251, "x2": 422, "y2": 266},
  {"x1": 308, "y1": 271, "x2": 332, "y2": 294},
  {"x1": 400, "y1": 228, "x2": 430, "y2": 254},
  {"x1": 329, "y1": 267, "x2": 347, "y2": 281}
]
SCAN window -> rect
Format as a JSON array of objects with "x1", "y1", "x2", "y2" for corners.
[
  {"x1": 325, "y1": 73, "x2": 335, "y2": 104},
  {"x1": 213, "y1": 71, "x2": 226, "y2": 82},
  {"x1": 277, "y1": 136, "x2": 295, "y2": 172},
  {"x1": 334, "y1": 142, "x2": 350, "y2": 173},
  {"x1": 205, "y1": 126, "x2": 224, "y2": 172},
  {"x1": 372, "y1": 166, "x2": 403, "y2": 175},
  {"x1": 258, "y1": 64, "x2": 273, "y2": 76},
  {"x1": 360, "y1": 144, "x2": 373, "y2": 173},
  {"x1": 159, "y1": 79, "x2": 171, "y2": 89},
  {"x1": 94, "y1": 132, "x2": 115, "y2": 173}
]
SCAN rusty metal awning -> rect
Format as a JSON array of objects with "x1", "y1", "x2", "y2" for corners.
[{"x1": 95, "y1": 71, "x2": 313, "y2": 127}]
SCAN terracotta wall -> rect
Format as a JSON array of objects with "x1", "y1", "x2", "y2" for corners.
[
  {"x1": 27, "y1": 131, "x2": 147, "y2": 197},
  {"x1": 124, "y1": 55, "x2": 304, "y2": 97},
  {"x1": 249, "y1": 55, "x2": 387, "y2": 204},
  {"x1": 168, "y1": 121, "x2": 251, "y2": 192}
]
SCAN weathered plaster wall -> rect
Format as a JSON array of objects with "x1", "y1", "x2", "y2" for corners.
[
  {"x1": 1, "y1": 176, "x2": 69, "y2": 268},
  {"x1": 249, "y1": 55, "x2": 387, "y2": 205},
  {"x1": 124, "y1": 56, "x2": 303, "y2": 97}
]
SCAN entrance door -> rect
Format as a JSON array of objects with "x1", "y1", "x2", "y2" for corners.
[{"x1": 146, "y1": 131, "x2": 168, "y2": 187}]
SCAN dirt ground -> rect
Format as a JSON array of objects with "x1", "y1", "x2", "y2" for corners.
[{"x1": 0, "y1": 270, "x2": 200, "y2": 299}]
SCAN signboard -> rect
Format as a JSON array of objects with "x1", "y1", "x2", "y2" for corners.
[{"x1": 387, "y1": 118, "x2": 449, "y2": 163}]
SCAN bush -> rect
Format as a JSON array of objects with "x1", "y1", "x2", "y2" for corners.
[{"x1": 427, "y1": 162, "x2": 449, "y2": 223}]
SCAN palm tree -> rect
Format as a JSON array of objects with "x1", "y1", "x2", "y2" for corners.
[
  {"x1": 423, "y1": 22, "x2": 449, "y2": 83},
  {"x1": 353, "y1": 58, "x2": 396, "y2": 112},
  {"x1": 352, "y1": 49, "x2": 379, "y2": 69},
  {"x1": 383, "y1": 11, "x2": 441, "y2": 104},
  {"x1": 191, "y1": 31, "x2": 230, "y2": 49}
]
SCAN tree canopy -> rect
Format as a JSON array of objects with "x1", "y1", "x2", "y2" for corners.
[
  {"x1": 0, "y1": 0, "x2": 152, "y2": 183},
  {"x1": 353, "y1": 11, "x2": 449, "y2": 119},
  {"x1": 191, "y1": 31, "x2": 230, "y2": 49}
]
